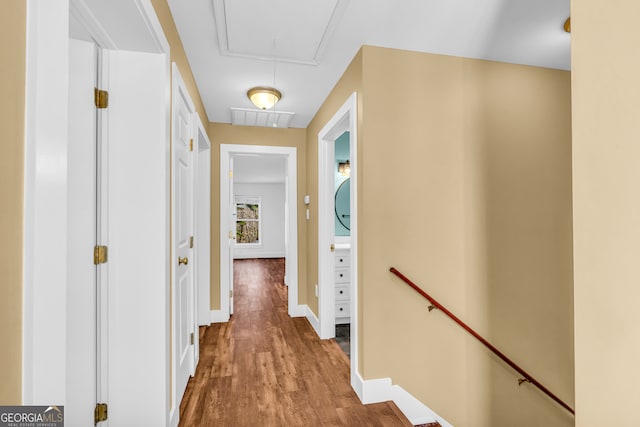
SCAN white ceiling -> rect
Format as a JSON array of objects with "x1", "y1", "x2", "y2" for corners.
[{"x1": 167, "y1": 0, "x2": 571, "y2": 129}]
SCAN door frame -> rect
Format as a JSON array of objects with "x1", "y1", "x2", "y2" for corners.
[
  {"x1": 219, "y1": 144, "x2": 301, "y2": 321},
  {"x1": 317, "y1": 92, "x2": 359, "y2": 387},
  {"x1": 23, "y1": 1, "x2": 171, "y2": 423},
  {"x1": 195, "y1": 118, "x2": 212, "y2": 329}
]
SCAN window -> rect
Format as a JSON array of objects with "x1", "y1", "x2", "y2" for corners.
[{"x1": 235, "y1": 196, "x2": 261, "y2": 245}]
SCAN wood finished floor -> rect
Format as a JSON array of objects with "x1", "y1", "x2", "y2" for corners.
[{"x1": 178, "y1": 258, "x2": 415, "y2": 427}]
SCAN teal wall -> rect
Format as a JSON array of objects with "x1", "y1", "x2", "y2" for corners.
[{"x1": 335, "y1": 131, "x2": 350, "y2": 236}]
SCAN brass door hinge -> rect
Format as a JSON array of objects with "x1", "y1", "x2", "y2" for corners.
[
  {"x1": 190, "y1": 332, "x2": 194, "y2": 345},
  {"x1": 229, "y1": 290, "x2": 233, "y2": 298},
  {"x1": 94, "y1": 403, "x2": 108, "y2": 424},
  {"x1": 94, "y1": 88, "x2": 109, "y2": 109},
  {"x1": 189, "y1": 138, "x2": 194, "y2": 152},
  {"x1": 94, "y1": 246, "x2": 108, "y2": 265},
  {"x1": 189, "y1": 236, "x2": 194, "y2": 248},
  {"x1": 229, "y1": 170, "x2": 233, "y2": 178}
]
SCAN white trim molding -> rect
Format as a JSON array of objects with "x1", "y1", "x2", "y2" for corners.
[
  {"x1": 289, "y1": 304, "x2": 306, "y2": 318},
  {"x1": 23, "y1": 0, "x2": 71, "y2": 404},
  {"x1": 305, "y1": 306, "x2": 321, "y2": 336},
  {"x1": 302, "y1": 305, "x2": 320, "y2": 337},
  {"x1": 356, "y1": 374, "x2": 453, "y2": 427},
  {"x1": 210, "y1": 310, "x2": 228, "y2": 324}
]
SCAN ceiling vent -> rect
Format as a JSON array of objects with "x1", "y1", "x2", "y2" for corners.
[{"x1": 230, "y1": 107, "x2": 295, "y2": 128}]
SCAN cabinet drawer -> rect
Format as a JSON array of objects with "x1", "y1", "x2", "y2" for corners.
[
  {"x1": 335, "y1": 285, "x2": 349, "y2": 301},
  {"x1": 336, "y1": 302, "x2": 350, "y2": 318},
  {"x1": 335, "y1": 268, "x2": 349, "y2": 283},
  {"x1": 335, "y1": 253, "x2": 350, "y2": 267}
]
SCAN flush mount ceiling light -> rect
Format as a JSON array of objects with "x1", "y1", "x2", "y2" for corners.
[{"x1": 247, "y1": 87, "x2": 282, "y2": 110}]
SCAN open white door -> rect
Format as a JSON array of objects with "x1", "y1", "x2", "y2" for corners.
[
  {"x1": 318, "y1": 138, "x2": 337, "y2": 340},
  {"x1": 228, "y1": 155, "x2": 235, "y2": 315},
  {"x1": 172, "y1": 64, "x2": 196, "y2": 404},
  {"x1": 67, "y1": 37, "x2": 98, "y2": 426}
]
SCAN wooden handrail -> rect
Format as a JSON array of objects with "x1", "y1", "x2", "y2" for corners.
[{"x1": 389, "y1": 267, "x2": 575, "y2": 416}]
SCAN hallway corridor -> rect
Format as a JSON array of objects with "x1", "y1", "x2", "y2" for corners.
[{"x1": 178, "y1": 258, "x2": 413, "y2": 426}]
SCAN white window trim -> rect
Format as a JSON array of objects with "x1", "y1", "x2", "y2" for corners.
[{"x1": 234, "y1": 195, "x2": 262, "y2": 247}]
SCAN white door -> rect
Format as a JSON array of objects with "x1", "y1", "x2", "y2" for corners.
[
  {"x1": 172, "y1": 65, "x2": 195, "y2": 402},
  {"x1": 67, "y1": 38, "x2": 98, "y2": 426},
  {"x1": 229, "y1": 156, "x2": 235, "y2": 314},
  {"x1": 318, "y1": 137, "x2": 337, "y2": 339}
]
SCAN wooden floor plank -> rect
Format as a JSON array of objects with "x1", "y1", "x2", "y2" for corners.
[{"x1": 179, "y1": 258, "x2": 415, "y2": 427}]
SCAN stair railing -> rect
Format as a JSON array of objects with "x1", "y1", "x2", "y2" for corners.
[{"x1": 389, "y1": 267, "x2": 575, "y2": 416}]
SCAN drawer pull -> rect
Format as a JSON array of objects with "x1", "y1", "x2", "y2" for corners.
[
  {"x1": 339, "y1": 273, "x2": 344, "y2": 278},
  {"x1": 339, "y1": 307, "x2": 344, "y2": 311},
  {"x1": 339, "y1": 290, "x2": 344, "y2": 294},
  {"x1": 339, "y1": 258, "x2": 344, "y2": 263}
]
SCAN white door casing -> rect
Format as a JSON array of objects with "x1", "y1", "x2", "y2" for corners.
[
  {"x1": 195, "y1": 119, "x2": 212, "y2": 327},
  {"x1": 23, "y1": 0, "x2": 70, "y2": 404},
  {"x1": 171, "y1": 63, "x2": 196, "y2": 407},
  {"x1": 219, "y1": 144, "x2": 301, "y2": 322},
  {"x1": 317, "y1": 93, "x2": 361, "y2": 396}
]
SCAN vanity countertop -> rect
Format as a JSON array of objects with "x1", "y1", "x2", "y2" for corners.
[{"x1": 334, "y1": 236, "x2": 351, "y2": 250}]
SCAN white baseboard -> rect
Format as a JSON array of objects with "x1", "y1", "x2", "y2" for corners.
[
  {"x1": 305, "y1": 305, "x2": 321, "y2": 337},
  {"x1": 356, "y1": 374, "x2": 453, "y2": 427},
  {"x1": 210, "y1": 310, "x2": 229, "y2": 323},
  {"x1": 352, "y1": 370, "x2": 364, "y2": 402},
  {"x1": 168, "y1": 407, "x2": 179, "y2": 427},
  {"x1": 357, "y1": 375, "x2": 392, "y2": 403},
  {"x1": 289, "y1": 304, "x2": 306, "y2": 318},
  {"x1": 391, "y1": 385, "x2": 452, "y2": 426}
]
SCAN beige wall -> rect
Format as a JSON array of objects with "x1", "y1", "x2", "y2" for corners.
[
  {"x1": 0, "y1": 1, "x2": 26, "y2": 405},
  {"x1": 151, "y1": 0, "x2": 209, "y2": 128},
  {"x1": 572, "y1": 1, "x2": 640, "y2": 425},
  {"x1": 307, "y1": 46, "x2": 574, "y2": 425},
  {"x1": 207, "y1": 124, "x2": 307, "y2": 310}
]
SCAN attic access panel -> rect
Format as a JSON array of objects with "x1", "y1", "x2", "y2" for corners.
[{"x1": 212, "y1": 0, "x2": 346, "y2": 65}]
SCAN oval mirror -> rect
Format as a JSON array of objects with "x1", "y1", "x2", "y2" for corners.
[{"x1": 335, "y1": 178, "x2": 350, "y2": 232}]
